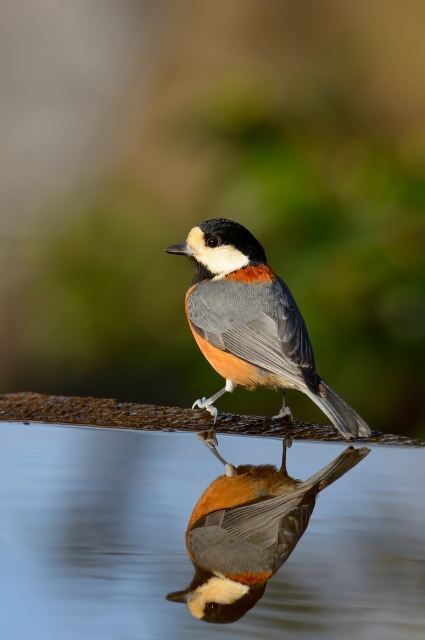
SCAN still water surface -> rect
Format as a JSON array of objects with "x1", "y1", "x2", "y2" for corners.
[{"x1": 0, "y1": 422, "x2": 424, "y2": 639}]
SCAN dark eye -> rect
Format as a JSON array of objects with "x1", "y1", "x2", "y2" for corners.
[
  {"x1": 206, "y1": 602, "x2": 219, "y2": 612},
  {"x1": 206, "y1": 237, "x2": 220, "y2": 248}
]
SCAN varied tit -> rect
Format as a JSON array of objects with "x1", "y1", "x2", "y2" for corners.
[
  {"x1": 167, "y1": 433, "x2": 370, "y2": 624},
  {"x1": 165, "y1": 218, "x2": 371, "y2": 440}
]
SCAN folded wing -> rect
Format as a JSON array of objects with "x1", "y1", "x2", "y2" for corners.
[{"x1": 187, "y1": 277, "x2": 318, "y2": 391}]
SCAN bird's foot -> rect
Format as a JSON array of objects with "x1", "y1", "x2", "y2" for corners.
[
  {"x1": 192, "y1": 397, "x2": 218, "y2": 424},
  {"x1": 197, "y1": 429, "x2": 236, "y2": 472},
  {"x1": 280, "y1": 435, "x2": 293, "y2": 475},
  {"x1": 196, "y1": 428, "x2": 218, "y2": 448},
  {"x1": 273, "y1": 406, "x2": 293, "y2": 421}
]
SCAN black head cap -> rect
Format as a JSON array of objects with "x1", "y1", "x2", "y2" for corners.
[{"x1": 198, "y1": 219, "x2": 267, "y2": 266}]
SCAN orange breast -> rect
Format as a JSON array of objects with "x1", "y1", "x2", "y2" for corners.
[
  {"x1": 191, "y1": 329, "x2": 267, "y2": 389},
  {"x1": 185, "y1": 285, "x2": 279, "y2": 389}
]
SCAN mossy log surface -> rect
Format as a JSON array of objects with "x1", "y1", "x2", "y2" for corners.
[{"x1": 0, "y1": 392, "x2": 423, "y2": 447}]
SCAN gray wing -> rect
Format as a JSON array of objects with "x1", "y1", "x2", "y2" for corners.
[
  {"x1": 187, "y1": 277, "x2": 317, "y2": 391},
  {"x1": 188, "y1": 488, "x2": 316, "y2": 575}
]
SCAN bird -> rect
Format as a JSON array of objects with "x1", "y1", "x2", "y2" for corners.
[
  {"x1": 165, "y1": 218, "x2": 371, "y2": 440},
  {"x1": 166, "y1": 432, "x2": 370, "y2": 623}
]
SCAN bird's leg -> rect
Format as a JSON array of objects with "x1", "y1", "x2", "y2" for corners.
[
  {"x1": 273, "y1": 389, "x2": 293, "y2": 421},
  {"x1": 192, "y1": 380, "x2": 237, "y2": 424},
  {"x1": 196, "y1": 430, "x2": 237, "y2": 477},
  {"x1": 279, "y1": 436, "x2": 292, "y2": 476}
]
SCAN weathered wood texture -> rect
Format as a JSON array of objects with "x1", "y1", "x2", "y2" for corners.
[{"x1": 0, "y1": 392, "x2": 423, "y2": 446}]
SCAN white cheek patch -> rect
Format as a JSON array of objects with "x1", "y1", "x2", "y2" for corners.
[
  {"x1": 186, "y1": 227, "x2": 249, "y2": 277},
  {"x1": 187, "y1": 577, "x2": 249, "y2": 619},
  {"x1": 206, "y1": 245, "x2": 249, "y2": 277}
]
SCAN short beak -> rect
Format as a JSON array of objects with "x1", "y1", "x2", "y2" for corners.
[
  {"x1": 164, "y1": 242, "x2": 191, "y2": 256},
  {"x1": 166, "y1": 590, "x2": 189, "y2": 603}
]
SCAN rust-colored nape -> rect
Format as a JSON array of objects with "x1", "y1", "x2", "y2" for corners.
[
  {"x1": 226, "y1": 571, "x2": 273, "y2": 585},
  {"x1": 226, "y1": 265, "x2": 276, "y2": 283}
]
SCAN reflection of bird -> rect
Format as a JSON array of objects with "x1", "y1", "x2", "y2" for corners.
[
  {"x1": 166, "y1": 218, "x2": 370, "y2": 439},
  {"x1": 167, "y1": 434, "x2": 370, "y2": 623}
]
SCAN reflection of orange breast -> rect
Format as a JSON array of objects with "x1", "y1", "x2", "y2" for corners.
[
  {"x1": 186, "y1": 467, "x2": 298, "y2": 580},
  {"x1": 185, "y1": 474, "x2": 268, "y2": 554},
  {"x1": 187, "y1": 468, "x2": 297, "y2": 540},
  {"x1": 186, "y1": 466, "x2": 298, "y2": 545},
  {"x1": 187, "y1": 475, "x2": 265, "y2": 532}
]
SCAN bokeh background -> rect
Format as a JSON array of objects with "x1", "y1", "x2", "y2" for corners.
[{"x1": 1, "y1": 0, "x2": 425, "y2": 436}]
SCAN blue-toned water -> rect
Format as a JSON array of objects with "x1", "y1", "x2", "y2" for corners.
[{"x1": 0, "y1": 423, "x2": 424, "y2": 639}]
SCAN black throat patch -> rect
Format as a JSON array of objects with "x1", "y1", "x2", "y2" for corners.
[{"x1": 190, "y1": 257, "x2": 215, "y2": 285}]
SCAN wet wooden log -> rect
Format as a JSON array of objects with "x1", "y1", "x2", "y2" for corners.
[{"x1": 0, "y1": 392, "x2": 423, "y2": 447}]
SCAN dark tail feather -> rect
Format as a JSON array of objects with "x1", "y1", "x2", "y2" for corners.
[
  {"x1": 304, "y1": 381, "x2": 371, "y2": 440},
  {"x1": 300, "y1": 445, "x2": 370, "y2": 491}
]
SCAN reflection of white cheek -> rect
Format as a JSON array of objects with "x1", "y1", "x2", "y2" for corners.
[{"x1": 187, "y1": 577, "x2": 249, "y2": 618}]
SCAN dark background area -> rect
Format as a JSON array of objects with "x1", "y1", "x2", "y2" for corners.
[{"x1": 1, "y1": 1, "x2": 424, "y2": 436}]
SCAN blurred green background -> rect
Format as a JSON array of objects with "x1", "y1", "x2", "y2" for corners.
[{"x1": 1, "y1": 1, "x2": 425, "y2": 436}]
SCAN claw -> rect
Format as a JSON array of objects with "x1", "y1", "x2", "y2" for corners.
[
  {"x1": 273, "y1": 406, "x2": 293, "y2": 421},
  {"x1": 192, "y1": 398, "x2": 207, "y2": 410},
  {"x1": 192, "y1": 384, "x2": 231, "y2": 422},
  {"x1": 205, "y1": 405, "x2": 218, "y2": 424},
  {"x1": 192, "y1": 398, "x2": 218, "y2": 424}
]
